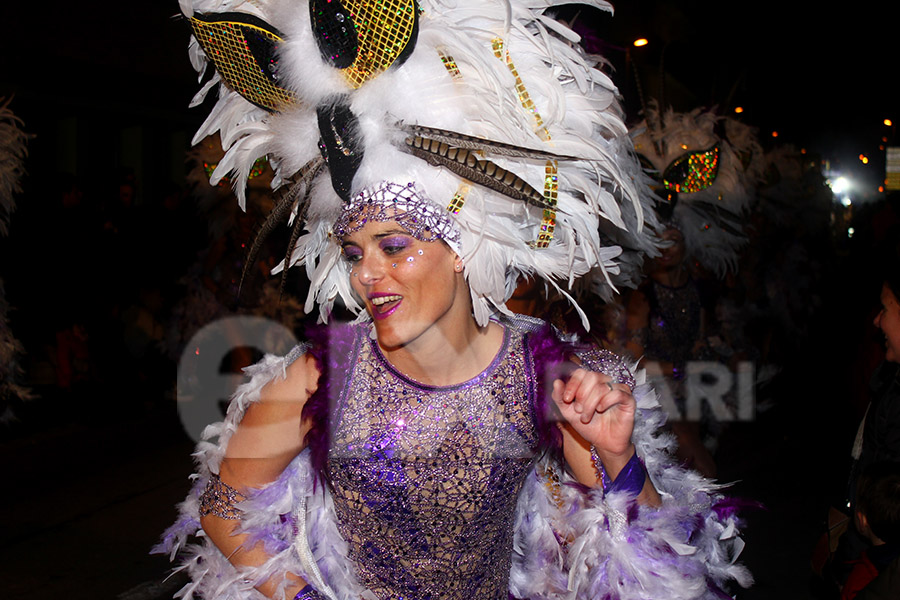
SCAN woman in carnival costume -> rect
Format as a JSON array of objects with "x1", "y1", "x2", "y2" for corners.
[{"x1": 156, "y1": 2, "x2": 751, "y2": 599}]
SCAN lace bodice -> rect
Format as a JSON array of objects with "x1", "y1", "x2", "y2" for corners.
[{"x1": 327, "y1": 323, "x2": 539, "y2": 600}]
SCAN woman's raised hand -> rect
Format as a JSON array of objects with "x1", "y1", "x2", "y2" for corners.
[{"x1": 552, "y1": 368, "x2": 636, "y2": 457}]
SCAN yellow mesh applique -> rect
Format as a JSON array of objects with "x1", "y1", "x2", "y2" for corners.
[
  {"x1": 446, "y1": 184, "x2": 470, "y2": 214},
  {"x1": 190, "y1": 16, "x2": 296, "y2": 112},
  {"x1": 436, "y1": 47, "x2": 462, "y2": 79},
  {"x1": 436, "y1": 51, "x2": 468, "y2": 219},
  {"x1": 340, "y1": 0, "x2": 418, "y2": 89}
]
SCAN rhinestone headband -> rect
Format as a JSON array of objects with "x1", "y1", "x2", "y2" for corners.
[{"x1": 333, "y1": 181, "x2": 461, "y2": 248}]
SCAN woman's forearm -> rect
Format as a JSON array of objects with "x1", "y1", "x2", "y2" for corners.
[
  {"x1": 201, "y1": 512, "x2": 308, "y2": 599},
  {"x1": 197, "y1": 353, "x2": 322, "y2": 598}
]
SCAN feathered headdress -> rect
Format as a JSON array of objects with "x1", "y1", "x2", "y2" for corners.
[
  {"x1": 0, "y1": 98, "x2": 34, "y2": 415},
  {"x1": 186, "y1": 132, "x2": 276, "y2": 241},
  {"x1": 178, "y1": 0, "x2": 659, "y2": 327},
  {"x1": 631, "y1": 101, "x2": 763, "y2": 276},
  {"x1": 0, "y1": 98, "x2": 29, "y2": 237}
]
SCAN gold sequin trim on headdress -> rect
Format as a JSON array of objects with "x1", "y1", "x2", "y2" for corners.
[
  {"x1": 436, "y1": 47, "x2": 462, "y2": 79},
  {"x1": 190, "y1": 14, "x2": 297, "y2": 112},
  {"x1": 446, "y1": 184, "x2": 470, "y2": 214},
  {"x1": 437, "y1": 50, "x2": 468, "y2": 216},
  {"x1": 492, "y1": 38, "x2": 557, "y2": 249}
]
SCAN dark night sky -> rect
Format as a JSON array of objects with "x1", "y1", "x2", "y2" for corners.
[{"x1": 582, "y1": 2, "x2": 899, "y2": 172}]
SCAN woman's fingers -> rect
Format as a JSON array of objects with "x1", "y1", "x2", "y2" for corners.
[
  {"x1": 595, "y1": 384, "x2": 633, "y2": 414},
  {"x1": 553, "y1": 369, "x2": 631, "y2": 423},
  {"x1": 574, "y1": 376, "x2": 603, "y2": 422},
  {"x1": 560, "y1": 368, "x2": 586, "y2": 403}
]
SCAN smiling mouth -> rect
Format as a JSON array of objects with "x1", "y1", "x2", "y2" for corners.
[{"x1": 370, "y1": 295, "x2": 402, "y2": 317}]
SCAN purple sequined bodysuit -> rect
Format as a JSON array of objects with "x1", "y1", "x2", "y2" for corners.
[{"x1": 327, "y1": 323, "x2": 539, "y2": 600}]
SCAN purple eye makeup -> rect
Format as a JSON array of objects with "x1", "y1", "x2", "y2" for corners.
[
  {"x1": 379, "y1": 236, "x2": 413, "y2": 253},
  {"x1": 342, "y1": 244, "x2": 363, "y2": 262}
]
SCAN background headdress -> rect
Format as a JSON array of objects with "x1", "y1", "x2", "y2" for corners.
[
  {"x1": 756, "y1": 143, "x2": 832, "y2": 230},
  {"x1": 179, "y1": 0, "x2": 659, "y2": 327},
  {"x1": 632, "y1": 101, "x2": 763, "y2": 277},
  {"x1": 0, "y1": 98, "x2": 34, "y2": 419},
  {"x1": 186, "y1": 132, "x2": 276, "y2": 242},
  {"x1": 0, "y1": 98, "x2": 29, "y2": 237}
]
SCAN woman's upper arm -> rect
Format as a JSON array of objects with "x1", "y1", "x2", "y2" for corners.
[{"x1": 220, "y1": 352, "x2": 321, "y2": 488}]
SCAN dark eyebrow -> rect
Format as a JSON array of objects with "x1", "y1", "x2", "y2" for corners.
[
  {"x1": 374, "y1": 228, "x2": 410, "y2": 239},
  {"x1": 342, "y1": 228, "x2": 410, "y2": 247}
]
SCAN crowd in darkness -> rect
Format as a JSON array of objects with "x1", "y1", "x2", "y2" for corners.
[{"x1": 1, "y1": 169, "x2": 207, "y2": 424}]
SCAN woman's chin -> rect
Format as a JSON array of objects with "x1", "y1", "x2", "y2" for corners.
[{"x1": 371, "y1": 321, "x2": 406, "y2": 350}]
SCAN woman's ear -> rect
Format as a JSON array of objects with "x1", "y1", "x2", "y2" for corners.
[{"x1": 454, "y1": 255, "x2": 464, "y2": 272}]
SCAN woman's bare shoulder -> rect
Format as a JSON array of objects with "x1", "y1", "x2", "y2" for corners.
[{"x1": 223, "y1": 351, "x2": 321, "y2": 466}]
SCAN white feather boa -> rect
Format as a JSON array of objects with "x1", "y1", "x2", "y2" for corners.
[{"x1": 155, "y1": 322, "x2": 751, "y2": 600}]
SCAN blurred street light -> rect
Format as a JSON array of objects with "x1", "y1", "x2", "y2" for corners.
[{"x1": 831, "y1": 176, "x2": 850, "y2": 195}]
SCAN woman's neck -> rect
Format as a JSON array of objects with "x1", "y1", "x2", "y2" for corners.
[{"x1": 380, "y1": 319, "x2": 504, "y2": 387}]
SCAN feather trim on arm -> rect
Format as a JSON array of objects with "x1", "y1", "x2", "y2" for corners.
[
  {"x1": 154, "y1": 337, "x2": 370, "y2": 600},
  {"x1": 511, "y1": 328, "x2": 752, "y2": 600}
]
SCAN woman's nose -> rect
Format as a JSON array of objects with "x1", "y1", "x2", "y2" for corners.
[{"x1": 355, "y1": 256, "x2": 385, "y2": 285}]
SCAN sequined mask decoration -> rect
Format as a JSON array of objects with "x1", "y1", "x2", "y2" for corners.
[
  {"x1": 189, "y1": 13, "x2": 296, "y2": 112},
  {"x1": 310, "y1": 0, "x2": 420, "y2": 89},
  {"x1": 203, "y1": 156, "x2": 269, "y2": 186},
  {"x1": 333, "y1": 181, "x2": 461, "y2": 248},
  {"x1": 662, "y1": 146, "x2": 720, "y2": 194}
]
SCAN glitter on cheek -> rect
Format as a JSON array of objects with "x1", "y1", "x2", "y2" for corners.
[
  {"x1": 407, "y1": 257, "x2": 415, "y2": 263},
  {"x1": 418, "y1": 249, "x2": 424, "y2": 255}
]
